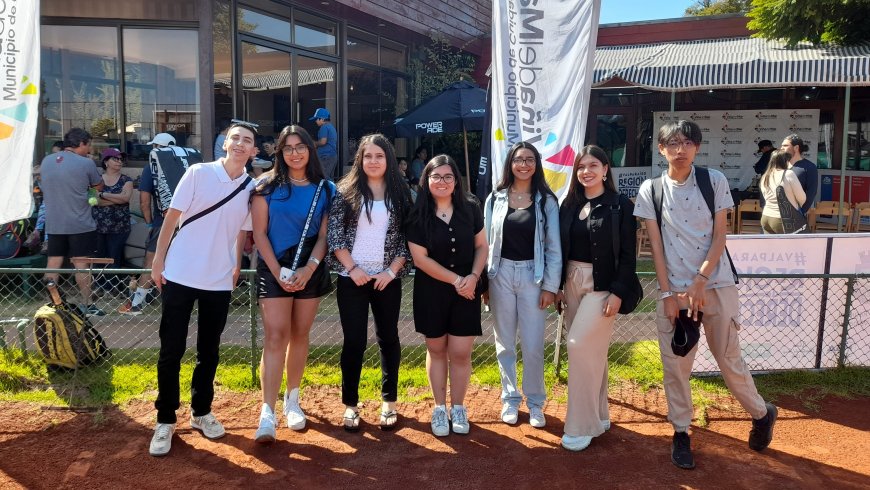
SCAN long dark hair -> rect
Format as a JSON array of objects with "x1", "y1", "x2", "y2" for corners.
[
  {"x1": 563, "y1": 145, "x2": 617, "y2": 211},
  {"x1": 761, "y1": 149, "x2": 791, "y2": 190},
  {"x1": 496, "y1": 141, "x2": 557, "y2": 206},
  {"x1": 338, "y1": 133, "x2": 412, "y2": 225},
  {"x1": 409, "y1": 154, "x2": 478, "y2": 246},
  {"x1": 255, "y1": 125, "x2": 324, "y2": 198}
]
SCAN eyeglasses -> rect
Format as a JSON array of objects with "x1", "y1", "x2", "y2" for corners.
[
  {"x1": 428, "y1": 174, "x2": 456, "y2": 184},
  {"x1": 665, "y1": 139, "x2": 697, "y2": 150},
  {"x1": 109, "y1": 156, "x2": 124, "y2": 162},
  {"x1": 511, "y1": 157, "x2": 536, "y2": 166},
  {"x1": 282, "y1": 145, "x2": 309, "y2": 155}
]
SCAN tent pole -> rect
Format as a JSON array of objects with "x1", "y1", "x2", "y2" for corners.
[
  {"x1": 837, "y1": 83, "x2": 851, "y2": 232},
  {"x1": 463, "y1": 123, "x2": 472, "y2": 192}
]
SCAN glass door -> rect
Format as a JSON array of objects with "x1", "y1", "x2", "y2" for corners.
[{"x1": 240, "y1": 41, "x2": 293, "y2": 162}]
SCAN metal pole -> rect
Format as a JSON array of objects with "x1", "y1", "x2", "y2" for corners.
[
  {"x1": 248, "y1": 269, "x2": 258, "y2": 386},
  {"x1": 838, "y1": 277, "x2": 855, "y2": 367},
  {"x1": 670, "y1": 91, "x2": 676, "y2": 113},
  {"x1": 463, "y1": 123, "x2": 472, "y2": 191},
  {"x1": 837, "y1": 83, "x2": 851, "y2": 232}
]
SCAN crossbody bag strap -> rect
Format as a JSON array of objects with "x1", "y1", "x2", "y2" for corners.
[
  {"x1": 291, "y1": 180, "x2": 326, "y2": 271},
  {"x1": 611, "y1": 204, "x2": 621, "y2": 271},
  {"x1": 178, "y1": 175, "x2": 252, "y2": 232}
]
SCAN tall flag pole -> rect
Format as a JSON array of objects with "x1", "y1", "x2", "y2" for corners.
[
  {"x1": 0, "y1": 0, "x2": 40, "y2": 223},
  {"x1": 490, "y1": 0, "x2": 600, "y2": 200},
  {"x1": 475, "y1": 78, "x2": 493, "y2": 201}
]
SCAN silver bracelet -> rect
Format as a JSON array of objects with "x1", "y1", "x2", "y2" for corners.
[
  {"x1": 308, "y1": 256, "x2": 320, "y2": 266},
  {"x1": 452, "y1": 275, "x2": 461, "y2": 286},
  {"x1": 385, "y1": 268, "x2": 396, "y2": 279}
]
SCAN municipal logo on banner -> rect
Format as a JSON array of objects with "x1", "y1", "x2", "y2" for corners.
[
  {"x1": 0, "y1": 0, "x2": 40, "y2": 223},
  {"x1": 490, "y1": 0, "x2": 600, "y2": 200}
]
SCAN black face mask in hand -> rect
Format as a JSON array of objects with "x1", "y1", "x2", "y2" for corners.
[{"x1": 671, "y1": 310, "x2": 703, "y2": 357}]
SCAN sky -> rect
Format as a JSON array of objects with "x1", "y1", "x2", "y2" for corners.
[{"x1": 599, "y1": 0, "x2": 697, "y2": 24}]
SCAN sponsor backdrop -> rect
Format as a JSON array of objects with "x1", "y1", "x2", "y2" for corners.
[
  {"x1": 0, "y1": 0, "x2": 40, "y2": 223},
  {"x1": 490, "y1": 0, "x2": 600, "y2": 200},
  {"x1": 653, "y1": 109, "x2": 819, "y2": 192},
  {"x1": 691, "y1": 235, "x2": 870, "y2": 373}
]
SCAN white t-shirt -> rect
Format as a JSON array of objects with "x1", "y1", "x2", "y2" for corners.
[
  {"x1": 163, "y1": 160, "x2": 254, "y2": 291},
  {"x1": 347, "y1": 200, "x2": 389, "y2": 276},
  {"x1": 634, "y1": 166, "x2": 735, "y2": 291}
]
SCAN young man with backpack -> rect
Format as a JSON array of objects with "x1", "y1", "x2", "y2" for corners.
[
  {"x1": 633, "y1": 120, "x2": 777, "y2": 470},
  {"x1": 148, "y1": 122, "x2": 257, "y2": 457},
  {"x1": 119, "y1": 133, "x2": 202, "y2": 315}
]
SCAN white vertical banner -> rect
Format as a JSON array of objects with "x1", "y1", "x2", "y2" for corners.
[
  {"x1": 490, "y1": 0, "x2": 600, "y2": 199},
  {"x1": 0, "y1": 0, "x2": 40, "y2": 223}
]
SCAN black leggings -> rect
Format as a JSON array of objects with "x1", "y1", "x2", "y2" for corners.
[{"x1": 337, "y1": 276, "x2": 402, "y2": 406}]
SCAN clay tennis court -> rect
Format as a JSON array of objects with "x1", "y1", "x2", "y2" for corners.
[{"x1": 0, "y1": 385, "x2": 867, "y2": 489}]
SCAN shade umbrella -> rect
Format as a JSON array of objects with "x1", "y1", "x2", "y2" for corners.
[{"x1": 393, "y1": 80, "x2": 487, "y2": 189}]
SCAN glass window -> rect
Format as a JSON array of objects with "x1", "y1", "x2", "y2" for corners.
[
  {"x1": 294, "y1": 11, "x2": 337, "y2": 55},
  {"x1": 347, "y1": 28, "x2": 378, "y2": 65},
  {"x1": 347, "y1": 66, "x2": 381, "y2": 156},
  {"x1": 214, "y1": 0, "x2": 234, "y2": 155},
  {"x1": 297, "y1": 55, "x2": 338, "y2": 145},
  {"x1": 380, "y1": 39, "x2": 407, "y2": 72},
  {"x1": 240, "y1": 43, "x2": 293, "y2": 134},
  {"x1": 238, "y1": 7, "x2": 292, "y2": 44},
  {"x1": 123, "y1": 28, "x2": 200, "y2": 161},
  {"x1": 41, "y1": 0, "x2": 197, "y2": 20},
  {"x1": 596, "y1": 115, "x2": 628, "y2": 167},
  {"x1": 40, "y1": 25, "x2": 120, "y2": 157}
]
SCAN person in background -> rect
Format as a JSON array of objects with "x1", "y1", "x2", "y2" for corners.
[
  {"x1": 327, "y1": 133, "x2": 413, "y2": 432},
  {"x1": 409, "y1": 145, "x2": 428, "y2": 184},
  {"x1": 213, "y1": 120, "x2": 230, "y2": 160},
  {"x1": 780, "y1": 134, "x2": 817, "y2": 215},
  {"x1": 31, "y1": 141, "x2": 65, "y2": 255},
  {"x1": 484, "y1": 141, "x2": 560, "y2": 429},
  {"x1": 93, "y1": 148, "x2": 133, "y2": 293},
  {"x1": 148, "y1": 121, "x2": 258, "y2": 457},
  {"x1": 40, "y1": 128, "x2": 105, "y2": 316},
  {"x1": 310, "y1": 108, "x2": 339, "y2": 180},
  {"x1": 119, "y1": 133, "x2": 182, "y2": 315},
  {"x1": 406, "y1": 155, "x2": 487, "y2": 437},
  {"x1": 251, "y1": 125, "x2": 334, "y2": 444},
  {"x1": 758, "y1": 150, "x2": 806, "y2": 234},
  {"x1": 634, "y1": 120, "x2": 778, "y2": 470},
  {"x1": 556, "y1": 145, "x2": 636, "y2": 452},
  {"x1": 753, "y1": 140, "x2": 774, "y2": 175}
]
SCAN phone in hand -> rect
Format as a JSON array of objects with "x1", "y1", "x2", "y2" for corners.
[{"x1": 279, "y1": 267, "x2": 293, "y2": 282}]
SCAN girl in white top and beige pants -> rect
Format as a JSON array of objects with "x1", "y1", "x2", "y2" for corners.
[{"x1": 758, "y1": 150, "x2": 806, "y2": 234}]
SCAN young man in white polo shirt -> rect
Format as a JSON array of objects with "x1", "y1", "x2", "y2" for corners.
[
  {"x1": 634, "y1": 120, "x2": 777, "y2": 470},
  {"x1": 148, "y1": 122, "x2": 258, "y2": 457}
]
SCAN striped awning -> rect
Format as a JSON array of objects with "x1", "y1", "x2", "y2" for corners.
[
  {"x1": 593, "y1": 37, "x2": 870, "y2": 91},
  {"x1": 214, "y1": 66, "x2": 335, "y2": 91}
]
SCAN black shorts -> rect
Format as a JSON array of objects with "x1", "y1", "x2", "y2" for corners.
[
  {"x1": 47, "y1": 230, "x2": 98, "y2": 259},
  {"x1": 412, "y1": 274, "x2": 482, "y2": 338},
  {"x1": 256, "y1": 236, "x2": 333, "y2": 299}
]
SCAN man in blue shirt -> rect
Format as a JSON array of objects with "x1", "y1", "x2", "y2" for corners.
[{"x1": 309, "y1": 108, "x2": 338, "y2": 179}]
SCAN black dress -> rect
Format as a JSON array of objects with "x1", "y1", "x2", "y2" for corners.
[{"x1": 406, "y1": 202, "x2": 483, "y2": 338}]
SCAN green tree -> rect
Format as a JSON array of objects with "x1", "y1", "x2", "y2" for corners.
[
  {"x1": 685, "y1": 0, "x2": 750, "y2": 16},
  {"x1": 747, "y1": 0, "x2": 870, "y2": 46},
  {"x1": 409, "y1": 31, "x2": 477, "y2": 102}
]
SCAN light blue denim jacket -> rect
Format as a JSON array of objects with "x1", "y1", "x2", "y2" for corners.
[{"x1": 484, "y1": 189, "x2": 562, "y2": 293}]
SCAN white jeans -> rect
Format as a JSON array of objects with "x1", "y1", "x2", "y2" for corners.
[{"x1": 489, "y1": 259, "x2": 547, "y2": 409}]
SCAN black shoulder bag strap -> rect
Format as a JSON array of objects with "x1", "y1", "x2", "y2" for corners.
[
  {"x1": 611, "y1": 204, "x2": 621, "y2": 270},
  {"x1": 652, "y1": 167, "x2": 738, "y2": 283},
  {"x1": 291, "y1": 179, "x2": 326, "y2": 271},
  {"x1": 169, "y1": 175, "x2": 252, "y2": 249}
]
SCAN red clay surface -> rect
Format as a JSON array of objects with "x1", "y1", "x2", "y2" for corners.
[{"x1": 0, "y1": 386, "x2": 867, "y2": 489}]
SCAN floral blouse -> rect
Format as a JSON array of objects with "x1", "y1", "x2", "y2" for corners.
[
  {"x1": 326, "y1": 190, "x2": 413, "y2": 277},
  {"x1": 93, "y1": 174, "x2": 132, "y2": 234}
]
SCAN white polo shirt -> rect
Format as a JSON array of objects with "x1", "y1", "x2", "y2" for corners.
[{"x1": 163, "y1": 160, "x2": 254, "y2": 291}]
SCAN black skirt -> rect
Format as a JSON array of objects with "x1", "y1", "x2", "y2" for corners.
[{"x1": 257, "y1": 235, "x2": 333, "y2": 299}]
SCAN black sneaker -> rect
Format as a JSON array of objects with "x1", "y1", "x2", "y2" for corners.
[
  {"x1": 671, "y1": 431, "x2": 695, "y2": 469},
  {"x1": 749, "y1": 403, "x2": 778, "y2": 452}
]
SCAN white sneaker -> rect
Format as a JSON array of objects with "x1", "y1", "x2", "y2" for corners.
[
  {"x1": 284, "y1": 388, "x2": 307, "y2": 431},
  {"x1": 149, "y1": 423, "x2": 176, "y2": 457},
  {"x1": 190, "y1": 412, "x2": 226, "y2": 439},
  {"x1": 501, "y1": 403, "x2": 519, "y2": 425},
  {"x1": 529, "y1": 406, "x2": 546, "y2": 428},
  {"x1": 431, "y1": 405, "x2": 450, "y2": 437},
  {"x1": 450, "y1": 405, "x2": 470, "y2": 435},
  {"x1": 254, "y1": 404, "x2": 277, "y2": 444},
  {"x1": 561, "y1": 434, "x2": 593, "y2": 452},
  {"x1": 602, "y1": 419, "x2": 611, "y2": 431}
]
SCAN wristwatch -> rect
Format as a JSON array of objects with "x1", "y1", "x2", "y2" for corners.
[{"x1": 659, "y1": 291, "x2": 675, "y2": 300}]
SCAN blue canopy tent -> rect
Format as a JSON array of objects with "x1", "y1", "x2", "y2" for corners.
[{"x1": 393, "y1": 80, "x2": 487, "y2": 189}]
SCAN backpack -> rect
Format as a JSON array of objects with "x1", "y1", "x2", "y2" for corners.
[
  {"x1": 33, "y1": 282, "x2": 110, "y2": 369},
  {"x1": 149, "y1": 146, "x2": 203, "y2": 213},
  {"x1": 650, "y1": 166, "x2": 739, "y2": 283}
]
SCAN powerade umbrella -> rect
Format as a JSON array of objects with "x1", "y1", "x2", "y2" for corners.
[{"x1": 393, "y1": 80, "x2": 487, "y2": 190}]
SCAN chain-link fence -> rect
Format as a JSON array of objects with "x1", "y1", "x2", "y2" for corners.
[{"x1": 1, "y1": 267, "x2": 867, "y2": 410}]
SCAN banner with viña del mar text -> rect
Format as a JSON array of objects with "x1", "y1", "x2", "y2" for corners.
[
  {"x1": 490, "y1": 0, "x2": 600, "y2": 199},
  {"x1": 0, "y1": 0, "x2": 39, "y2": 223}
]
